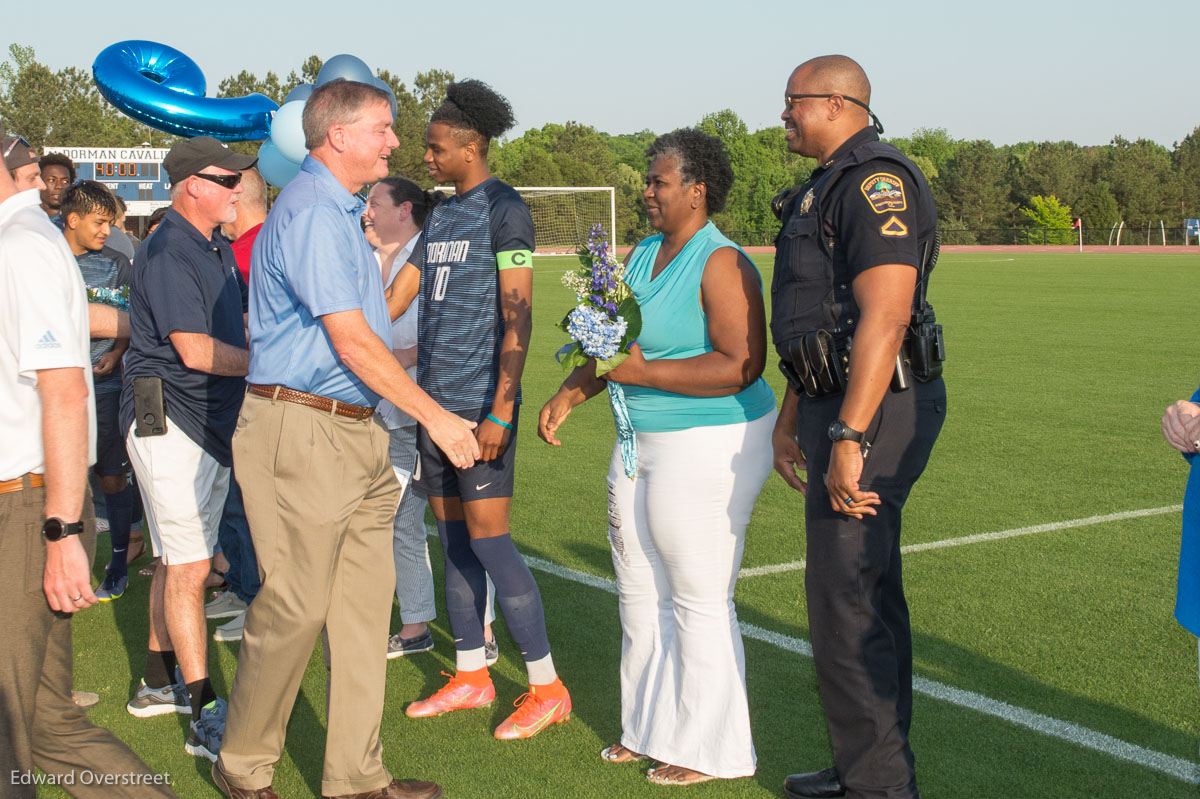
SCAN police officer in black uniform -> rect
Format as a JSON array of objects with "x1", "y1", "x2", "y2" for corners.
[{"x1": 771, "y1": 56, "x2": 946, "y2": 799}]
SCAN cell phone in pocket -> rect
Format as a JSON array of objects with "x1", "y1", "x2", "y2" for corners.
[{"x1": 132, "y1": 376, "x2": 167, "y2": 437}]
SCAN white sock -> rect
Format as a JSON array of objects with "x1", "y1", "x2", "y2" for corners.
[
  {"x1": 456, "y1": 647, "x2": 487, "y2": 673},
  {"x1": 525, "y1": 652, "x2": 557, "y2": 686}
]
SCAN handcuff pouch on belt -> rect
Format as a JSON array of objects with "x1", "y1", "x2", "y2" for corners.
[{"x1": 778, "y1": 329, "x2": 848, "y2": 398}]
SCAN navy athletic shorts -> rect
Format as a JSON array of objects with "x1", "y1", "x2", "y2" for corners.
[
  {"x1": 93, "y1": 389, "x2": 131, "y2": 477},
  {"x1": 415, "y1": 407, "x2": 518, "y2": 501}
]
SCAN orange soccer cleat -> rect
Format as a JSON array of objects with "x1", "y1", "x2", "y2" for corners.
[
  {"x1": 405, "y1": 671, "x2": 495, "y2": 718},
  {"x1": 493, "y1": 681, "x2": 572, "y2": 740}
]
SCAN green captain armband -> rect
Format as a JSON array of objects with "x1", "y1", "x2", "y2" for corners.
[{"x1": 496, "y1": 249, "x2": 533, "y2": 270}]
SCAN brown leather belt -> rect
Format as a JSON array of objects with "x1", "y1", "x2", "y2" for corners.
[
  {"x1": 247, "y1": 384, "x2": 375, "y2": 421},
  {"x1": 0, "y1": 473, "x2": 45, "y2": 496}
]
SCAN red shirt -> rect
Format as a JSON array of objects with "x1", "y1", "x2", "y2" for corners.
[{"x1": 230, "y1": 222, "x2": 263, "y2": 284}]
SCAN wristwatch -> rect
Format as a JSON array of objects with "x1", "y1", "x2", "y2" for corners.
[
  {"x1": 828, "y1": 419, "x2": 866, "y2": 444},
  {"x1": 42, "y1": 517, "x2": 84, "y2": 542}
]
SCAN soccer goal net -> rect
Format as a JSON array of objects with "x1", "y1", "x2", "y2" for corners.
[{"x1": 435, "y1": 186, "x2": 616, "y2": 254}]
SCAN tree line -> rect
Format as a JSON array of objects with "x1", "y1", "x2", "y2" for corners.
[{"x1": 4, "y1": 46, "x2": 1198, "y2": 246}]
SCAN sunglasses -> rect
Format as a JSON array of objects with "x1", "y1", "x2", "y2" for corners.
[
  {"x1": 783, "y1": 93, "x2": 884, "y2": 134},
  {"x1": 3, "y1": 135, "x2": 31, "y2": 159},
  {"x1": 192, "y1": 172, "x2": 242, "y2": 189}
]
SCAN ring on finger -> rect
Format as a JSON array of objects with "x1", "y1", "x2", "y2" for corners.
[
  {"x1": 71, "y1": 594, "x2": 83, "y2": 602},
  {"x1": 841, "y1": 497, "x2": 853, "y2": 505}
]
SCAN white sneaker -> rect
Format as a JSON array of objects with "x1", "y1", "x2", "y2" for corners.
[
  {"x1": 95, "y1": 517, "x2": 110, "y2": 533},
  {"x1": 213, "y1": 610, "x2": 246, "y2": 642},
  {"x1": 204, "y1": 590, "x2": 247, "y2": 620}
]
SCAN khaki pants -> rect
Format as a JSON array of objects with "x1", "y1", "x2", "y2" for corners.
[
  {"x1": 218, "y1": 393, "x2": 400, "y2": 796},
  {"x1": 0, "y1": 479, "x2": 175, "y2": 798}
]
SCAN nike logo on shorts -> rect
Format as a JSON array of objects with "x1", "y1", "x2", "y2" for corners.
[{"x1": 475, "y1": 482, "x2": 492, "y2": 491}]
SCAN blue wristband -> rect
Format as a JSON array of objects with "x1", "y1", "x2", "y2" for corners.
[{"x1": 486, "y1": 413, "x2": 513, "y2": 430}]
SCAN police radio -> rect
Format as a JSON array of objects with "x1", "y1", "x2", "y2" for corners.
[
  {"x1": 772, "y1": 185, "x2": 804, "y2": 222},
  {"x1": 907, "y1": 233, "x2": 945, "y2": 383}
]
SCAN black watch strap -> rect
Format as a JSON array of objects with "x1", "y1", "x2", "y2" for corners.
[
  {"x1": 42, "y1": 518, "x2": 84, "y2": 542},
  {"x1": 828, "y1": 419, "x2": 865, "y2": 443}
]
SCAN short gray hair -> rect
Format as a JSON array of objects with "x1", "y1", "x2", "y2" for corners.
[
  {"x1": 302, "y1": 79, "x2": 391, "y2": 150},
  {"x1": 239, "y1": 167, "x2": 268, "y2": 215}
]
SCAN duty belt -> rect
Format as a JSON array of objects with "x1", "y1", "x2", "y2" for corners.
[
  {"x1": 778, "y1": 330, "x2": 849, "y2": 399},
  {"x1": 247, "y1": 385, "x2": 375, "y2": 420}
]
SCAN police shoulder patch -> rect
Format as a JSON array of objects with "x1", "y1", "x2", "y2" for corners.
[
  {"x1": 879, "y1": 215, "x2": 909, "y2": 237},
  {"x1": 860, "y1": 172, "x2": 907, "y2": 214}
]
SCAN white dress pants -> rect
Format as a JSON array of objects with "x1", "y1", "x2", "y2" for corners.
[{"x1": 606, "y1": 411, "x2": 775, "y2": 778}]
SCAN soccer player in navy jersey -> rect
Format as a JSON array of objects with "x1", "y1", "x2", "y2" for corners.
[
  {"x1": 59, "y1": 181, "x2": 135, "y2": 602},
  {"x1": 387, "y1": 80, "x2": 571, "y2": 740}
]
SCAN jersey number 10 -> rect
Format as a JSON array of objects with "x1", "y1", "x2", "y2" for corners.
[{"x1": 432, "y1": 265, "x2": 450, "y2": 302}]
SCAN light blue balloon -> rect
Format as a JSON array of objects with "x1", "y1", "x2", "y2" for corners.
[
  {"x1": 269, "y1": 100, "x2": 308, "y2": 163},
  {"x1": 284, "y1": 83, "x2": 314, "y2": 104},
  {"x1": 371, "y1": 77, "x2": 398, "y2": 118},
  {"x1": 316, "y1": 54, "x2": 374, "y2": 86},
  {"x1": 257, "y1": 140, "x2": 303, "y2": 189}
]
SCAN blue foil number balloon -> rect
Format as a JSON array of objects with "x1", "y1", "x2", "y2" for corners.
[{"x1": 93, "y1": 41, "x2": 278, "y2": 141}]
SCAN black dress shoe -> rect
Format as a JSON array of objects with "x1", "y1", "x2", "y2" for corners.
[
  {"x1": 325, "y1": 780, "x2": 443, "y2": 799},
  {"x1": 783, "y1": 767, "x2": 845, "y2": 798}
]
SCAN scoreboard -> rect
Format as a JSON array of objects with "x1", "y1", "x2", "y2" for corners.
[{"x1": 42, "y1": 146, "x2": 171, "y2": 217}]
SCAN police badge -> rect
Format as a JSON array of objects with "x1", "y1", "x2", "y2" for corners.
[{"x1": 799, "y1": 188, "x2": 814, "y2": 215}]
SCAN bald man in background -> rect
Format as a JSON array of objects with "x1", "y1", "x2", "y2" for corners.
[{"x1": 222, "y1": 167, "x2": 267, "y2": 285}]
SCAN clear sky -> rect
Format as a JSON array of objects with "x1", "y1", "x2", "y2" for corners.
[{"x1": 6, "y1": 0, "x2": 1196, "y2": 147}]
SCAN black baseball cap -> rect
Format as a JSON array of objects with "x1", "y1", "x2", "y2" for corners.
[
  {"x1": 3, "y1": 135, "x2": 38, "y2": 171},
  {"x1": 163, "y1": 137, "x2": 257, "y2": 186}
]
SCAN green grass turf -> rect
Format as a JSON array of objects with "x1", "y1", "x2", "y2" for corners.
[{"x1": 52, "y1": 250, "x2": 1200, "y2": 797}]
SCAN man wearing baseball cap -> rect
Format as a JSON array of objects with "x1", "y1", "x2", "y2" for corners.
[
  {"x1": 3, "y1": 135, "x2": 46, "y2": 193},
  {"x1": 1, "y1": 141, "x2": 176, "y2": 796},
  {"x1": 119, "y1": 137, "x2": 256, "y2": 763}
]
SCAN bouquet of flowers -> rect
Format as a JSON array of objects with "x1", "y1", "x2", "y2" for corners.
[
  {"x1": 87, "y1": 285, "x2": 130, "y2": 311},
  {"x1": 556, "y1": 224, "x2": 642, "y2": 477},
  {"x1": 556, "y1": 224, "x2": 640, "y2": 374}
]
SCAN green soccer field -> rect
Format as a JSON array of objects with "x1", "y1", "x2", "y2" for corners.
[{"x1": 55, "y1": 251, "x2": 1200, "y2": 798}]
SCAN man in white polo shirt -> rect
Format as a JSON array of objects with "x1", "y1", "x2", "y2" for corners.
[{"x1": 0, "y1": 139, "x2": 174, "y2": 798}]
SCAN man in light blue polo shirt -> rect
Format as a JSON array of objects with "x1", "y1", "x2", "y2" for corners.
[{"x1": 214, "y1": 79, "x2": 477, "y2": 799}]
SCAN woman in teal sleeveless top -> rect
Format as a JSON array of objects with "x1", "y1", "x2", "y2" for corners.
[
  {"x1": 620, "y1": 220, "x2": 775, "y2": 430},
  {"x1": 539, "y1": 129, "x2": 775, "y2": 786}
]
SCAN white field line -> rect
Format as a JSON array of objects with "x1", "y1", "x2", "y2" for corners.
[
  {"x1": 516, "y1": 550, "x2": 1200, "y2": 786},
  {"x1": 737, "y1": 504, "x2": 1184, "y2": 579},
  {"x1": 423, "y1": 521, "x2": 1198, "y2": 783}
]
